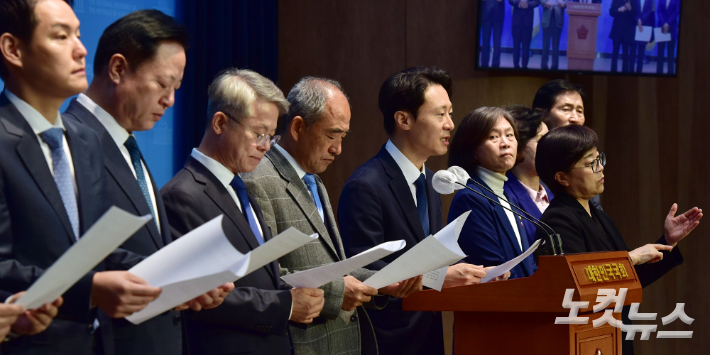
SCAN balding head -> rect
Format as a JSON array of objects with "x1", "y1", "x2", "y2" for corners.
[{"x1": 281, "y1": 77, "x2": 349, "y2": 134}]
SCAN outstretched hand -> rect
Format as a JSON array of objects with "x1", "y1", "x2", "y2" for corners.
[{"x1": 664, "y1": 203, "x2": 702, "y2": 247}]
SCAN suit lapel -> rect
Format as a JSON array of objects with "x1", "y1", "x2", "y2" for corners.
[
  {"x1": 267, "y1": 149, "x2": 342, "y2": 260},
  {"x1": 1, "y1": 95, "x2": 75, "y2": 243},
  {"x1": 473, "y1": 176, "x2": 523, "y2": 255},
  {"x1": 64, "y1": 100, "x2": 164, "y2": 249},
  {"x1": 378, "y1": 148, "x2": 426, "y2": 241}
]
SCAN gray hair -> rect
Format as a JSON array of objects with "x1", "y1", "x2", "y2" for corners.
[
  {"x1": 282, "y1": 77, "x2": 349, "y2": 133},
  {"x1": 206, "y1": 68, "x2": 289, "y2": 123}
]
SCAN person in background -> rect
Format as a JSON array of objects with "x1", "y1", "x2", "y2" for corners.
[
  {"x1": 480, "y1": 0, "x2": 506, "y2": 68},
  {"x1": 634, "y1": 0, "x2": 654, "y2": 73},
  {"x1": 503, "y1": 106, "x2": 553, "y2": 246},
  {"x1": 540, "y1": 0, "x2": 566, "y2": 70},
  {"x1": 531, "y1": 79, "x2": 603, "y2": 210},
  {"x1": 535, "y1": 125, "x2": 701, "y2": 355},
  {"x1": 656, "y1": 0, "x2": 680, "y2": 74},
  {"x1": 509, "y1": 0, "x2": 540, "y2": 69},
  {"x1": 448, "y1": 107, "x2": 536, "y2": 280},
  {"x1": 609, "y1": 0, "x2": 638, "y2": 73}
]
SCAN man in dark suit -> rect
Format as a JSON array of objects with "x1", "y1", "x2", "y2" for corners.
[
  {"x1": 656, "y1": 0, "x2": 681, "y2": 74},
  {"x1": 609, "y1": 0, "x2": 638, "y2": 73},
  {"x1": 338, "y1": 67, "x2": 487, "y2": 355},
  {"x1": 634, "y1": 0, "x2": 654, "y2": 73},
  {"x1": 62, "y1": 10, "x2": 232, "y2": 355},
  {"x1": 161, "y1": 69, "x2": 325, "y2": 355},
  {"x1": 0, "y1": 1, "x2": 165, "y2": 354},
  {"x1": 540, "y1": 0, "x2": 566, "y2": 70},
  {"x1": 480, "y1": 0, "x2": 506, "y2": 68},
  {"x1": 509, "y1": 0, "x2": 540, "y2": 69}
]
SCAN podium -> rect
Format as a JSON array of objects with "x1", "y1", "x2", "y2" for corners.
[
  {"x1": 403, "y1": 252, "x2": 641, "y2": 355},
  {"x1": 566, "y1": 3, "x2": 602, "y2": 71}
]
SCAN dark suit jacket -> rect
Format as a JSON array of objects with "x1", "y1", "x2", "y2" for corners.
[
  {"x1": 161, "y1": 156, "x2": 293, "y2": 355},
  {"x1": 610, "y1": 0, "x2": 640, "y2": 43},
  {"x1": 538, "y1": 192, "x2": 683, "y2": 355},
  {"x1": 657, "y1": 0, "x2": 680, "y2": 40},
  {"x1": 0, "y1": 92, "x2": 113, "y2": 355},
  {"x1": 338, "y1": 145, "x2": 445, "y2": 355},
  {"x1": 504, "y1": 172, "x2": 554, "y2": 246},
  {"x1": 637, "y1": 0, "x2": 654, "y2": 27},
  {"x1": 63, "y1": 99, "x2": 182, "y2": 355},
  {"x1": 449, "y1": 174, "x2": 536, "y2": 279},
  {"x1": 509, "y1": 0, "x2": 540, "y2": 28},
  {"x1": 481, "y1": 0, "x2": 506, "y2": 23}
]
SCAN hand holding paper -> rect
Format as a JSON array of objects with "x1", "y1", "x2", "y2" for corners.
[
  {"x1": 7, "y1": 292, "x2": 63, "y2": 336},
  {"x1": 289, "y1": 288, "x2": 325, "y2": 324},
  {"x1": 442, "y1": 263, "x2": 487, "y2": 288},
  {"x1": 480, "y1": 239, "x2": 541, "y2": 283},
  {"x1": 92, "y1": 271, "x2": 162, "y2": 318}
]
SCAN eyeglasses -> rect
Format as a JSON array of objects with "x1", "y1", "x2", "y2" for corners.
[
  {"x1": 222, "y1": 111, "x2": 280, "y2": 147},
  {"x1": 571, "y1": 152, "x2": 606, "y2": 174}
]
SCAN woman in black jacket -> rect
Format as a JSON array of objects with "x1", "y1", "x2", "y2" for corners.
[{"x1": 534, "y1": 125, "x2": 702, "y2": 354}]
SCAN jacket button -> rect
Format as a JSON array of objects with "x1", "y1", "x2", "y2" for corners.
[
  {"x1": 350, "y1": 314, "x2": 358, "y2": 322},
  {"x1": 86, "y1": 324, "x2": 94, "y2": 333},
  {"x1": 173, "y1": 315, "x2": 181, "y2": 325}
]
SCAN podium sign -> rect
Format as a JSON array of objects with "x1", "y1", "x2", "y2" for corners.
[
  {"x1": 566, "y1": 3, "x2": 603, "y2": 71},
  {"x1": 403, "y1": 251, "x2": 641, "y2": 355}
]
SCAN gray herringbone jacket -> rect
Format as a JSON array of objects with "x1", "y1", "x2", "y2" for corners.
[{"x1": 242, "y1": 147, "x2": 381, "y2": 355}]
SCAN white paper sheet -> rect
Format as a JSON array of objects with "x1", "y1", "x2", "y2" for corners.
[
  {"x1": 126, "y1": 221, "x2": 318, "y2": 324},
  {"x1": 281, "y1": 240, "x2": 406, "y2": 288},
  {"x1": 480, "y1": 239, "x2": 541, "y2": 283},
  {"x1": 15, "y1": 207, "x2": 151, "y2": 309},
  {"x1": 654, "y1": 27, "x2": 672, "y2": 42},
  {"x1": 635, "y1": 26, "x2": 652, "y2": 42},
  {"x1": 363, "y1": 212, "x2": 470, "y2": 290},
  {"x1": 421, "y1": 266, "x2": 448, "y2": 291}
]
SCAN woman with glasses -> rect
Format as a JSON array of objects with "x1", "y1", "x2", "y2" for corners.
[{"x1": 535, "y1": 125, "x2": 702, "y2": 354}]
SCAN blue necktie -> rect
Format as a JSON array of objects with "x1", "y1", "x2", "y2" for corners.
[
  {"x1": 124, "y1": 136, "x2": 158, "y2": 229},
  {"x1": 302, "y1": 174, "x2": 324, "y2": 222},
  {"x1": 414, "y1": 174, "x2": 429, "y2": 237},
  {"x1": 40, "y1": 128, "x2": 80, "y2": 239},
  {"x1": 230, "y1": 175, "x2": 264, "y2": 245}
]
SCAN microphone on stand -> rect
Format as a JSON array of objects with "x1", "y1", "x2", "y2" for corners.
[{"x1": 432, "y1": 167, "x2": 563, "y2": 256}]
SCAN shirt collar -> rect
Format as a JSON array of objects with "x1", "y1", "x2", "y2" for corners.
[
  {"x1": 190, "y1": 148, "x2": 236, "y2": 187},
  {"x1": 476, "y1": 166, "x2": 508, "y2": 192},
  {"x1": 385, "y1": 139, "x2": 425, "y2": 185},
  {"x1": 5, "y1": 89, "x2": 64, "y2": 134},
  {"x1": 76, "y1": 93, "x2": 130, "y2": 148},
  {"x1": 273, "y1": 143, "x2": 308, "y2": 180},
  {"x1": 518, "y1": 178, "x2": 549, "y2": 201}
]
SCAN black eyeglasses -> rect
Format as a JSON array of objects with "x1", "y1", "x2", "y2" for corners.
[
  {"x1": 221, "y1": 111, "x2": 280, "y2": 147},
  {"x1": 570, "y1": 152, "x2": 606, "y2": 174}
]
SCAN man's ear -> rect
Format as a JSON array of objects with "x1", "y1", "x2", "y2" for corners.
[
  {"x1": 212, "y1": 112, "x2": 229, "y2": 135},
  {"x1": 0, "y1": 33, "x2": 24, "y2": 73},
  {"x1": 394, "y1": 111, "x2": 414, "y2": 132},
  {"x1": 290, "y1": 116, "x2": 306, "y2": 141},
  {"x1": 554, "y1": 171, "x2": 570, "y2": 187},
  {"x1": 107, "y1": 54, "x2": 129, "y2": 85}
]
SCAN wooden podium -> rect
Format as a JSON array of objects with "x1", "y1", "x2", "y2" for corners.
[
  {"x1": 403, "y1": 252, "x2": 642, "y2": 355},
  {"x1": 566, "y1": 3, "x2": 602, "y2": 70}
]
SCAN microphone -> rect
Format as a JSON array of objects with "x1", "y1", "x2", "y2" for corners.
[{"x1": 432, "y1": 168, "x2": 563, "y2": 256}]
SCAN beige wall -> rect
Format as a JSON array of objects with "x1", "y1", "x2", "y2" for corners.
[{"x1": 279, "y1": 1, "x2": 709, "y2": 353}]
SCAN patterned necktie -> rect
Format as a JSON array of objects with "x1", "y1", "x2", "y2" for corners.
[
  {"x1": 40, "y1": 128, "x2": 80, "y2": 239},
  {"x1": 414, "y1": 174, "x2": 430, "y2": 237},
  {"x1": 302, "y1": 174, "x2": 324, "y2": 222},
  {"x1": 230, "y1": 175, "x2": 264, "y2": 245},
  {"x1": 123, "y1": 136, "x2": 158, "y2": 228}
]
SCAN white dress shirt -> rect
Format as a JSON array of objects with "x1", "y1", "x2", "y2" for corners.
[
  {"x1": 476, "y1": 167, "x2": 524, "y2": 251},
  {"x1": 190, "y1": 148, "x2": 263, "y2": 237},
  {"x1": 385, "y1": 140, "x2": 425, "y2": 206},
  {"x1": 76, "y1": 94, "x2": 160, "y2": 230},
  {"x1": 5, "y1": 90, "x2": 77, "y2": 196}
]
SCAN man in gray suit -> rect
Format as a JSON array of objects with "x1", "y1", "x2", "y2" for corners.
[
  {"x1": 243, "y1": 77, "x2": 422, "y2": 355},
  {"x1": 541, "y1": 0, "x2": 566, "y2": 70}
]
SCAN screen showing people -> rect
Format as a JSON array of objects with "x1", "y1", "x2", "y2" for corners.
[{"x1": 477, "y1": 0, "x2": 681, "y2": 75}]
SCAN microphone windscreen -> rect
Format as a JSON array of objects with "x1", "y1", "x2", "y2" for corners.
[
  {"x1": 432, "y1": 170, "x2": 457, "y2": 195},
  {"x1": 448, "y1": 166, "x2": 470, "y2": 184}
]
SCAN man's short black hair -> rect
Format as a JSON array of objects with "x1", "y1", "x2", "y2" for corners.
[
  {"x1": 535, "y1": 125, "x2": 599, "y2": 195},
  {"x1": 378, "y1": 66, "x2": 452, "y2": 135},
  {"x1": 531, "y1": 79, "x2": 584, "y2": 111},
  {"x1": 0, "y1": 0, "x2": 74, "y2": 81},
  {"x1": 93, "y1": 9, "x2": 188, "y2": 76}
]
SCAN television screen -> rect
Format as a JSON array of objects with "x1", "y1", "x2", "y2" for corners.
[{"x1": 476, "y1": 0, "x2": 681, "y2": 75}]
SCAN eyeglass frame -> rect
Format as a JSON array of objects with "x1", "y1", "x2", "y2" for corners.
[
  {"x1": 570, "y1": 151, "x2": 606, "y2": 174},
  {"x1": 221, "y1": 111, "x2": 280, "y2": 147}
]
